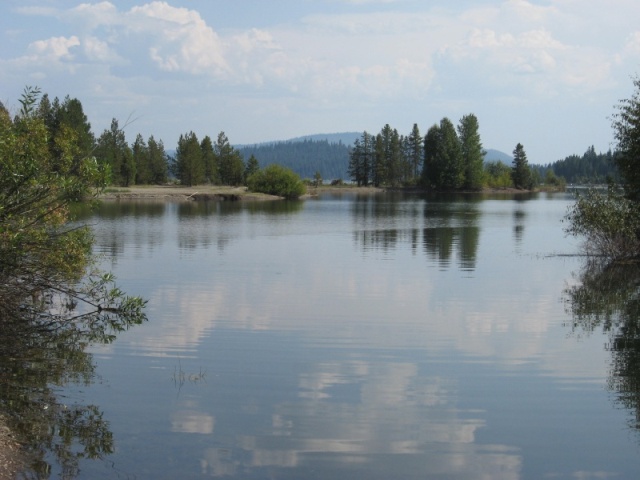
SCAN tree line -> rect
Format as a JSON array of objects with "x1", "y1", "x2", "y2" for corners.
[
  {"x1": 536, "y1": 146, "x2": 618, "y2": 184},
  {"x1": 348, "y1": 115, "x2": 536, "y2": 190},
  {"x1": 28, "y1": 93, "x2": 263, "y2": 188},
  {"x1": 22, "y1": 91, "x2": 620, "y2": 191}
]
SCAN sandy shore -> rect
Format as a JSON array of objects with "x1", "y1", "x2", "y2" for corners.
[
  {"x1": 97, "y1": 184, "x2": 389, "y2": 201},
  {"x1": 98, "y1": 185, "x2": 278, "y2": 201},
  {"x1": 97, "y1": 184, "x2": 540, "y2": 202}
]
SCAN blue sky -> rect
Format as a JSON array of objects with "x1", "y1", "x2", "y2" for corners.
[{"x1": 2, "y1": 0, "x2": 640, "y2": 164}]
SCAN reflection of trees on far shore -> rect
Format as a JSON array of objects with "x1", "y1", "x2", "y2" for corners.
[
  {"x1": 87, "y1": 200, "x2": 305, "y2": 258},
  {"x1": 564, "y1": 260, "x2": 640, "y2": 431},
  {"x1": 352, "y1": 194, "x2": 480, "y2": 270}
]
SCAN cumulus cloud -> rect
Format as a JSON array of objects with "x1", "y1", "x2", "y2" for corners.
[
  {"x1": 127, "y1": 2, "x2": 229, "y2": 74},
  {"x1": 68, "y1": 2, "x2": 120, "y2": 29},
  {"x1": 8, "y1": 0, "x2": 626, "y2": 102},
  {"x1": 28, "y1": 35, "x2": 81, "y2": 61},
  {"x1": 3, "y1": 0, "x2": 639, "y2": 159},
  {"x1": 14, "y1": 2, "x2": 231, "y2": 78}
]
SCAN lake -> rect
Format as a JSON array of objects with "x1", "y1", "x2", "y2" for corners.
[{"x1": 29, "y1": 191, "x2": 640, "y2": 478}]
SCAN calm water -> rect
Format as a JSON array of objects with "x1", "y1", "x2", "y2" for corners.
[{"x1": 39, "y1": 192, "x2": 640, "y2": 478}]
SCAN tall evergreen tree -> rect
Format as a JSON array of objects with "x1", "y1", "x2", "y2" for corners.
[
  {"x1": 95, "y1": 119, "x2": 135, "y2": 186},
  {"x1": 176, "y1": 131, "x2": 205, "y2": 186},
  {"x1": 38, "y1": 94, "x2": 95, "y2": 175},
  {"x1": 348, "y1": 131, "x2": 375, "y2": 186},
  {"x1": 388, "y1": 128, "x2": 403, "y2": 187},
  {"x1": 57, "y1": 96, "x2": 94, "y2": 159},
  {"x1": 216, "y1": 132, "x2": 244, "y2": 186},
  {"x1": 438, "y1": 118, "x2": 464, "y2": 189},
  {"x1": 458, "y1": 114, "x2": 485, "y2": 190},
  {"x1": 147, "y1": 135, "x2": 168, "y2": 184},
  {"x1": 244, "y1": 154, "x2": 260, "y2": 184},
  {"x1": 348, "y1": 138, "x2": 364, "y2": 186},
  {"x1": 200, "y1": 135, "x2": 219, "y2": 184},
  {"x1": 37, "y1": 93, "x2": 56, "y2": 134},
  {"x1": 373, "y1": 133, "x2": 386, "y2": 187},
  {"x1": 407, "y1": 123, "x2": 423, "y2": 184},
  {"x1": 360, "y1": 131, "x2": 374, "y2": 187},
  {"x1": 379, "y1": 125, "x2": 395, "y2": 186},
  {"x1": 421, "y1": 118, "x2": 463, "y2": 189},
  {"x1": 132, "y1": 134, "x2": 151, "y2": 184},
  {"x1": 422, "y1": 123, "x2": 440, "y2": 188},
  {"x1": 511, "y1": 143, "x2": 532, "y2": 189}
]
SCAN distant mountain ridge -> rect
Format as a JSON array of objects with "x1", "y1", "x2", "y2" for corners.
[
  {"x1": 236, "y1": 132, "x2": 361, "y2": 149},
  {"x1": 484, "y1": 149, "x2": 512, "y2": 164},
  {"x1": 286, "y1": 132, "x2": 362, "y2": 146}
]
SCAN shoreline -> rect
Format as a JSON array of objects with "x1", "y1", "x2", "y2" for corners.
[{"x1": 97, "y1": 184, "x2": 548, "y2": 201}]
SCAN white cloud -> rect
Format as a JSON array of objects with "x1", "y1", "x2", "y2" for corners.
[
  {"x1": 127, "y1": 2, "x2": 228, "y2": 74},
  {"x1": 68, "y1": 1, "x2": 120, "y2": 29},
  {"x1": 82, "y1": 36, "x2": 122, "y2": 63},
  {"x1": 28, "y1": 35, "x2": 80, "y2": 61},
  {"x1": 3, "y1": 0, "x2": 639, "y2": 159},
  {"x1": 502, "y1": 0, "x2": 559, "y2": 23},
  {"x1": 232, "y1": 28, "x2": 279, "y2": 54}
]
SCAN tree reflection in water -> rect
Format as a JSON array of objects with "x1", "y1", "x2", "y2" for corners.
[
  {"x1": 0, "y1": 305, "x2": 145, "y2": 478},
  {"x1": 564, "y1": 260, "x2": 640, "y2": 430}
]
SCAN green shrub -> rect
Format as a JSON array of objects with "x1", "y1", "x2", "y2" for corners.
[
  {"x1": 247, "y1": 164, "x2": 306, "y2": 199},
  {"x1": 564, "y1": 187, "x2": 640, "y2": 260}
]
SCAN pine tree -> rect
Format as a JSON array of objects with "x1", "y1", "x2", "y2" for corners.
[
  {"x1": 200, "y1": 135, "x2": 219, "y2": 184},
  {"x1": 348, "y1": 138, "x2": 364, "y2": 186},
  {"x1": 148, "y1": 136, "x2": 168, "y2": 184},
  {"x1": 244, "y1": 154, "x2": 260, "y2": 183},
  {"x1": 133, "y1": 134, "x2": 151, "y2": 184},
  {"x1": 38, "y1": 94, "x2": 95, "y2": 175},
  {"x1": 511, "y1": 143, "x2": 532, "y2": 189},
  {"x1": 438, "y1": 118, "x2": 464, "y2": 189},
  {"x1": 360, "y1": 132, "x2": 374, "y2": 187},
  {"x1": 176, "y1": 132, "x2": 204, "y2": 186},
  {"x1": 95, "y1": 119, "x2": 135, "y2": 186},
  {"x1": 373, "y1": 133, "x2": 386, "y2": 187},
  {"x1": 216, "y1": 132, "x2": 244, "y2": 186},
  {"x1": 422, "y1": 123, "x2": 440, "y2": 188},
  {"x1": 407, "y1": 123, "x2": 423, "y2": 184},
  {"x1": 458, "y1": 114, "x2": 485, "y2": 190}
]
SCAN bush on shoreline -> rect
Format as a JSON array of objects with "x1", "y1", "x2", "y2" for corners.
[{"x1": 246, "y1": 164, "x2": 306, "y2": 199}]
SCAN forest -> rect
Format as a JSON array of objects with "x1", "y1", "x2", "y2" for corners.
[
  {"x1": 536, "y1": 146, "x2": 618, "y2": 184},
  {"x1": 8, "y1": 90, "x2": 619, "y2": 190}
]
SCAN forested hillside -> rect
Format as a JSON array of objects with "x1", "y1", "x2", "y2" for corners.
[
  {"x1": 285, "y1": 132, "x2": 361, "y2": 145},
  {"x1": 237, "y1": 139, "x2": 351, "y2": 180},
  {"x1": 539, "y1": 146, "x2": 618, "y2": 184}
]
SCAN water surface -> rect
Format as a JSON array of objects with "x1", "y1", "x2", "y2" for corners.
[{"x1": 42, "y1": 192, "x2": 640, "y2": 478}]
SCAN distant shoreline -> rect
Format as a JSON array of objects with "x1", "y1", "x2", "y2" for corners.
[
  {"x1": 97, "y1": 184, "x2": 387, "y2": 201},
  {"x1": 97, "y1": 184, "x2": 553, "y2": 202}
]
